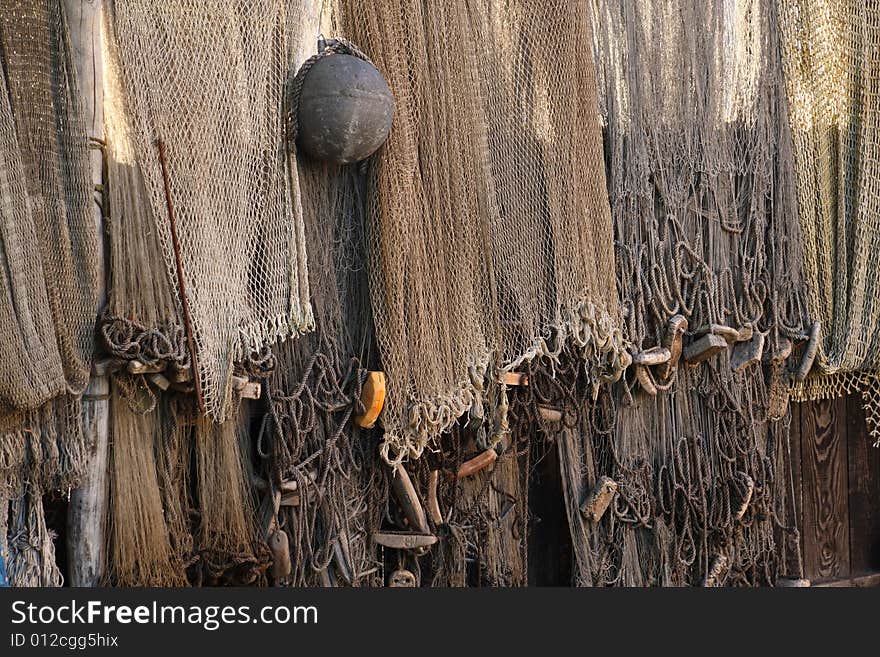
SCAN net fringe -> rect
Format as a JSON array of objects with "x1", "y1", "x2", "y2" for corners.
[{"x1": 792, "y1": 372, "x2": 880, "y2": 446}]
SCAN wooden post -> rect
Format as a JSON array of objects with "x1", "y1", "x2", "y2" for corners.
[{"x1": 65, "y1": 0, "x2": 109, "y2": 587}]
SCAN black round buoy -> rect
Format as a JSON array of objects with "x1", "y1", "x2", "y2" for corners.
[{"x1": 296, "y1": 54, "x2": 394, "y2": 164}]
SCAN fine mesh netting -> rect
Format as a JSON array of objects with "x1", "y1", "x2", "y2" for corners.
[
  {"x1": 565, "y1": 0, "x2": 812, "y2": 586},
  {"x1": 0, "y1": 0, "x2": 99, "y2": 411},
  {"x1": 102, "y1": 0, "x2": 314, "y2": 421},
  {"x1": 0, "y1": 0, "x2": 98, "y2": 587},
  {"x1": 777, "y1": 1, "x2": 880, "y2": 443},
  {"x1": 337, "y1": 0, "x2": 627, "y2": 464},
  {"x1": 594, "y1": 0, "x2": 809, "y2": 350},
  {"x1": 100, "y1": 32, "x2": 187, "y2": 372}
]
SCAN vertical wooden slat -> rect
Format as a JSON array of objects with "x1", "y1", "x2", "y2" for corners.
[
  {"x1": 846, "y1": 393, "x2": 880, "y2": 575},
  {"x1": 801, "y1": 397, "x2": 850, "y2": 582},
  {"x1": 64, "y1": 0, "x2": 109, "y2": 588}
]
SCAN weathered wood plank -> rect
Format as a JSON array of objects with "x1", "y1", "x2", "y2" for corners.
[
  {"x1": 846, "y1": 394, "x2": 880, "y2": 576},
  {"x1": 812, "y1": 572, "x2": 880, "y2": 588},
  {"x1": 801, "y1": 397, "x2": 850, "y2": 582},
  {"x1": 64, "y1": 0, "x2": 109, "y2": 588}
]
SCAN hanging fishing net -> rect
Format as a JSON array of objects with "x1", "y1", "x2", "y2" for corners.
[
  {"x1": 336, "y1": 0, "x2": 627, "y2": 465},
  {"x1": 255, "y1": 157, "x2": 386, "y2": 587},
  {"x1": 0, "y1": 0, "x2": 99, "y2": 587},
  {"x1": 104, "y1": 389, "x2": 270, "y2": 587},
  {"x1": 0, "y1": 0, "x2": 99, "y2": 411},
  {"x1": 570, "y1": 0, "x2": 813, "y2": 586},
  {"x1": 101, "y1": 0, "x2": 314, "y2": 421},
  {"x1": 777, "y1": 1, "x2": 880, "y2": 444},
  {"x1": 106, "y1": 391, "x2": 190, "y2": 587}
]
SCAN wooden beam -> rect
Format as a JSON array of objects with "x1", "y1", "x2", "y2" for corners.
[
  {"x1": 812, "y1": 572, "x2": 880, "y2": 588},
  {"x1": 801, "y1": 398, "x2": 849, "y2": 582},
  {"x1": 846, "y1": 394, "x2": 880, "y2": 576},
  {"x1": 65, "y1": 0, "x2": 109, "y2": 588}
]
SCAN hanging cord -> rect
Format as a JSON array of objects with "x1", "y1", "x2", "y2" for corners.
[{"x1": 156, "y1": 138, "x2": 205, "y2": 412}]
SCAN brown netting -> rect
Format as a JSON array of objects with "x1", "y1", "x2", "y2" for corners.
[
  {"x1": 101, "y1": 0, "x2": 314, "y2": 421},
  {"x1": 777, "y1": 1, "x2": 880, "y2": 444},
  {"x1": 0, "y1": 0, "x2": 98, "y2": 587},
  {"x1": 418, "y1": 423, "x2": 530, "y2": 588},
  {"x1": 555, "y1": 370, "x2": 800, "y2": 586},
  {"x1": 0, "y1": 0, "x2": 98, "y2": 410},
  {"x1": 594, "y1": 0, "x2": 809, "y2": 349},
  {"x1": 255, "y1": 153, "x2": 386, "y2": 587},
  {"x1": 563, "y1": 0, "x2": 813, "y2": 586},
  {"x1": 106, "y1": 388, "x2": 190, "y2": 587},
  {"x1": 4, "y1": 482, "x2": 63, "y2": 587},
  {"x1": 99, "y1": 39, "x2": 187, "y2": 371},
  {"x1": 335, "y1": 0, "x2": 627, "y2": 465},
  {"x1": 105, "y1": 389, "x2": 268, "y2": 587}
]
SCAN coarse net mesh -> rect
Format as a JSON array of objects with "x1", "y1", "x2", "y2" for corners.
[
  {"x1": 335, "y1": 0, "x2": 627, "y2": 464},
  {"x1": 256, "y1": 158, "x2": 386, "y2": 587},
  {"x1": 100, "y1": 30, "x2": 187, "y2": 373},
  {"x1": 570, "y1": 0, "x2": 813, "y2": 586},
  {"x1": 777, "y1": 0, "x2": 880, "y2": 444},
  {"x1": 102, "y1": 0, "x2": 314, "y2": 421},
  {"x1": 0, "y1": 0, "x2": 98, "y2": 411}
]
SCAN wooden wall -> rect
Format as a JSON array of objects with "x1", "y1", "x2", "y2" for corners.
[{"x1": 790, "y1": 396, "x2": 880, "y2": 586}]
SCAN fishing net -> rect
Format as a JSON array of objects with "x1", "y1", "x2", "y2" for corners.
[
  {"x1": 777, "y1": 1, "x2": 880, "y2": 444},
  {"x1": 101, "y1": 0, "x2": 314, "y2": 421},
  {"x1": 336, "y1": 0, "x2": 627, "y2": 464},
  {"x1": 568, "y1": 0, "x2": 812, "y2": 586},
  {"x1": 100, "y1": 41, "x2": 187, "y2": 375},
  {"x1": 254, "y1": 153, "x2": 386, "y2": 587},
  {"x1": 4, "y1": 483, "x2": 63, "y2": 587},
  {"x1": 106, "y1": 390, "x2": 189, "y2": 587},
  {"x1": 558, "y1": 372, "x2": 800, "y2": 586},
  {"x1": 419, "y1": 423, "x2": 530, "y2": 588},
  {"x1": 105, "y1": 390, "x2": 268, "y2": 587},
  {"x1": 0, "y1": 0, "x2": 98, "y2": 410},
  {"x1": 99, "y1": 2, "x2": 327, "y2": 588},
  {"x1": 0, "y1": 0, "x2": 98, "y2": 587}
]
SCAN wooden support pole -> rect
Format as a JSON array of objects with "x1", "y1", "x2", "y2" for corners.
[{"x1": 65, "y1": 0, "x2": 109, "y2": 588}]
